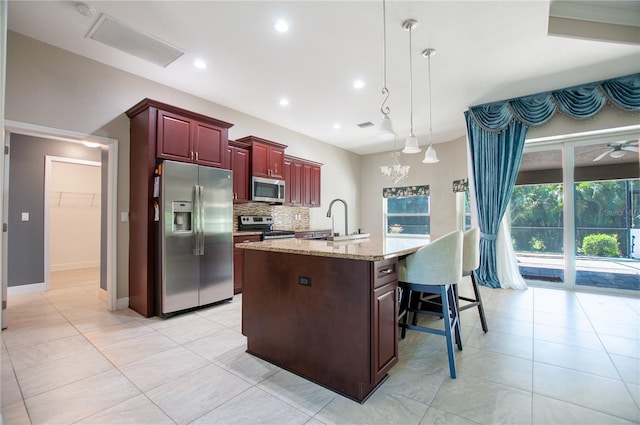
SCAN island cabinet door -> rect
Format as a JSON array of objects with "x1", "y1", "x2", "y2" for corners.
[{"x1": 371, "y1": 259, "x2": 398, "y2": 383}]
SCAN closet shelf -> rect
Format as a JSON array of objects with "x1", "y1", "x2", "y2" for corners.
[{"x1": 51, "y1": 191, "x2": 100, "y2": 208}]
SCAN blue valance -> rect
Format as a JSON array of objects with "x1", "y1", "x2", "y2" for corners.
[{"x1": 467, "y1": 73, "x2": 640, "y2": 132}]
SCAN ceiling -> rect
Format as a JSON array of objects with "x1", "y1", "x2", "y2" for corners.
[
  {"x1": 7, "y1": 1, "x2": 640, "y2": 155},
  {"x1": 519, "y1": 140, "x2": 639, "y2": 171}
]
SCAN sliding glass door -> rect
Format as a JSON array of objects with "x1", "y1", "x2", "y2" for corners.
[
  {"x1": 510, "y1": 133, "x2": 640, "y2": 294},
  {"x1": 511, "y1": 147, "x2": 565, "y2": 285},
  {"x1": 573, "y1": 143, "x2": 640, "y2": 292}
]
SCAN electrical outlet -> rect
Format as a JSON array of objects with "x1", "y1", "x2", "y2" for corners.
[{"x1": 298, "y1": 276, "x2": 311, "y2": 286}]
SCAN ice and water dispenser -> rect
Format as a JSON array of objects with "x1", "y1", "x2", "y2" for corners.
[{"x1": 172, "y1": 201, "x2": 192, "y2": 233}]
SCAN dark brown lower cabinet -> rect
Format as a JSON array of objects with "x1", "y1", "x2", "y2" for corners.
[
  {"x1": 233, "y1": 235, "x2": 261, "y2": 294},
  {"x1": 241, "y1": 250, "x2": 398, "y2": 402}
]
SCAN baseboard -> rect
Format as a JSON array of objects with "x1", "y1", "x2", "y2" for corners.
[
  {"x1": 116, "y1": 297, "x2": 129, "y2": 310},
  {"x1": 8, "y1": 282, "x2": 46, "y2": 296}
]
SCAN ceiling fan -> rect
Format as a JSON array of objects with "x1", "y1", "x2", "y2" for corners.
[{"x1": 592, "y1": 140, "x2": 639, "y2": 162}]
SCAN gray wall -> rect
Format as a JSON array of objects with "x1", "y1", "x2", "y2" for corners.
[
  {"x1": 360, "y1": 136, "x2": 469, "y2": 239},
  {"x1": 8, "y1": 133, "x2": 101, "y2": 287}
]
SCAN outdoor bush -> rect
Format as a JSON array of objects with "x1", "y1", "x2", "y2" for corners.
[
  {"x1": 581, "y1": 233, "x2": 619, "y2": 257},
  {"x1": 529, "y1": 236, "x2": 546, "y2": 252}
]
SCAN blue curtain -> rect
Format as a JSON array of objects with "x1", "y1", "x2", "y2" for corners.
[{"x1": 465, "y1": 73, "x2": 640, "y2": 288}]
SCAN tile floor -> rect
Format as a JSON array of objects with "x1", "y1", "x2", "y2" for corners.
[{"x1": 1, "y1": 271, "x2": 639, "y2": 424}]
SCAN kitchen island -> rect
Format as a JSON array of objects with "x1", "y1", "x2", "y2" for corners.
[{"x1": 237, "y1": 236, "x2": 428, "y2": 402}]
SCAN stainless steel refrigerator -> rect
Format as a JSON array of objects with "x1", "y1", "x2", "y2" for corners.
[{"x1": 158, "y1": 160, "x2": 233, "y2": 316}]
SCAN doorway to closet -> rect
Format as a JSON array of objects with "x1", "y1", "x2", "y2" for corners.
[
  {"x1": 46, "y1": 158, "x2": 101, "y2": 294},
  {"x1": 2, "y1": 121, "x2": 118, "y2": 333}
]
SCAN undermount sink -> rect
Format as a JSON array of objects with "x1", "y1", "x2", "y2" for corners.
[{"x1": 324, "y1": 233, "x2": 371, "y2": 242}]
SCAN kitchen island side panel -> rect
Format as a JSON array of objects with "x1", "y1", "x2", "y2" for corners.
[{"x1": 242, "y1": 250, "x2": 377, "y2": 401}]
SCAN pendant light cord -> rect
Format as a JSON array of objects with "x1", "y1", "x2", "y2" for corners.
[
  {"x1": 427, "y1": 51, "x2": 433, "y2": 147},
  {"x1": 380, "y1": 0, "x2": 390, "y2": 116},
  {"x1": 408, "y1": 24, "x2": 414, "y2": 135}
]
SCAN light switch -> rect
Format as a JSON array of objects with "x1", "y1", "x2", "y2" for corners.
[{"x1": 21, "y1": 212, "x2": 29, "y2": 221}]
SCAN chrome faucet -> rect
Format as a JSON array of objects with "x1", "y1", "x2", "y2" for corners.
[{"x1": 326, "y1": 198, "x2": 348, "y2": 236}]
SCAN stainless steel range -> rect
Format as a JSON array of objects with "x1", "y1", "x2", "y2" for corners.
[{"x1": 238, "y1": 215, "x2": 296, "y2": 240}]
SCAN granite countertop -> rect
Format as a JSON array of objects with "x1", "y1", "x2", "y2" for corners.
[
  {"x1": 235, "y1": 235, "x2": 430, "y2": 261},
  {"x1": 233, "y1": 231, "x2": 263, "y2": 237},
  {"x1": 234, "y1": 229, "x2": 332, "y2": 237}
]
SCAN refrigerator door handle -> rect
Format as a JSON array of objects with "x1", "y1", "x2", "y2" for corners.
[
  {"x1": 198, "y1": 185, "x2": 205, "y2": 255},
  {"x1": 193, "y1": 185, "x2": 202, "y2": 256}
]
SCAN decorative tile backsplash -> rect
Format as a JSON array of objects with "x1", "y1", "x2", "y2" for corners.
[{"x1": 233, "y1": 203, "x2": 310, "y2": 231}]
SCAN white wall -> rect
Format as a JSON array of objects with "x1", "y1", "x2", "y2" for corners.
[
  {"x1": 49, "y1": 161, "x2": 101, "y2": 271},
  {"x1": 5, "y1": 32, "x2": 361, "y2": 300},
  {"x1": 5, "y1": 31, "x2": 638, "y2": 301}
]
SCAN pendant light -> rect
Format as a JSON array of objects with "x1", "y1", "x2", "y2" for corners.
[
  {"x1": 376, "y1": 0, "x2": 395, "y2": 141},
  {"x1": 402, "y1": 19, "x2": 420, "y2": 154},
  {"x1": 422, "y1": 48, "x2": 439, "y2": 164}
]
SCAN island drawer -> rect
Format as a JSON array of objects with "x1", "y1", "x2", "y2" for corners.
[{"x1": 372, "y1": 258, "x2": 397, "y2": 289}]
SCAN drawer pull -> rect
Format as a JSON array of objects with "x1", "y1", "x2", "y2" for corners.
[{"x1": 380, "y1": 268, "x2": 393, "y2": 274}]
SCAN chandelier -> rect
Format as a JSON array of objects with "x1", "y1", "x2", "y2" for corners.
[{"x1": 380, "y1": 139, "x2": 410, "y2": 184}]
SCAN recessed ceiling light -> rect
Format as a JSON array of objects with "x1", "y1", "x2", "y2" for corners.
[
  {"x1": 333, "y1": 123, "x2": 341, "y2": 130},
  {"x1": 193, "y1": 59, "x2": 207, "y2": 69},
  {"x1": 274, "y1": 19, "x2": 289, "y2": 33},
  {"x1": 279, "y1": 98, "x2": 289, "y2": 106},
  {"x1": 353, "y1": 79, "x2": 365, "y2": 89},
  {"x1": 82, "y1": 141, "x2": 101, "y2": 148}
]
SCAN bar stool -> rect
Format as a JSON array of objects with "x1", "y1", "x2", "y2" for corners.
[
  {"x1": 398, "y1": 230, "x2": 463, "y2": 379},
  {"x1": 456, "y1": 227, "x2": 488, "y2": 332}
]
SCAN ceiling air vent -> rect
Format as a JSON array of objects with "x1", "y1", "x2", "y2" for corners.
[
  {"x1": 87, "y1": 14, "x2": 185, "y2": 67},
  {"x1": 357, "y1": 122, "x2": 374, "y2": 128}
]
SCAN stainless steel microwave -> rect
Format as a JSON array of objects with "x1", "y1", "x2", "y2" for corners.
[{"x1": 252, "y1": 176, "x2": 285, "y2": 203}]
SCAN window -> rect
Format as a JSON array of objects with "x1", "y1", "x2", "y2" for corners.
[
  {"x1": 456, "y1": 191, "x2": 472, "y2": 231},
  {"x1": 453, "y1": 178, "x2": 471, "y2": 231},
  {"x1": 384, "y1": 195, "x2": 430, "y2": 237}
]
